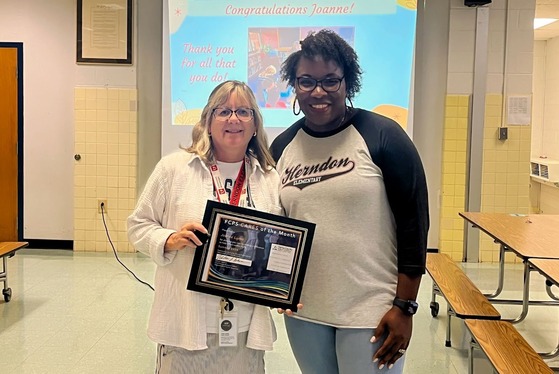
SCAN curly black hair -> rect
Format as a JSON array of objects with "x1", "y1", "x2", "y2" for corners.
[{"x1": 280, "y1": 29, "x2": 362, "y2": 100}]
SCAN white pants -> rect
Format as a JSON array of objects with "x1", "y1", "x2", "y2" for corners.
[{"x1": 155, "y1": 332, "x2": 265, "y2": 374}]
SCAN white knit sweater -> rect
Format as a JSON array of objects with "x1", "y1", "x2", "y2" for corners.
[{"x1": 127, "y1": 150, "x2": 280, "y2": 351}]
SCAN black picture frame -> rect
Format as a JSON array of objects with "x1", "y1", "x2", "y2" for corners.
[
  {"x1": 76, "y1": 0, "x2": 132, "y2": 64},
  {"x1": 187, "y1": 200, "x2": 315, "y2": 311}
]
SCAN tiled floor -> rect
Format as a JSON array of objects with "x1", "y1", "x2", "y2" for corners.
[{"x1": 1, "y1": 248, "x2": 558, "y2": 373}]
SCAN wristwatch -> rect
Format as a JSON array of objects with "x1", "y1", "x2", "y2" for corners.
[{"x1": 393, "y1": 297, "x2": 419, "y2": 316}]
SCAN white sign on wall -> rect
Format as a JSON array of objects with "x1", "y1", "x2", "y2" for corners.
[{"x1": 507, "y1": 95, "x2": 531, "y2": 126}]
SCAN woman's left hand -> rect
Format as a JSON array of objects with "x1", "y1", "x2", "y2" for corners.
[{"x1": 371, "y1": 307, "x2": 412, "y2": 370}]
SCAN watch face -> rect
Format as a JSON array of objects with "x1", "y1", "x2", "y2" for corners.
[{"x1": 394, "y1": 298, "x2": 418, "y2": 315}]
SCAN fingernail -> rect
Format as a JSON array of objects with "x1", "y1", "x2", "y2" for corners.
[
  {"x1": 373, "y1": 358, "x2": 378, "y2": 363},
  {"x1": 388, "y1": 364, "x2": 394, "y2": 370},
  {"x1": 370, "y1": 336, "x2": 376, "y2": 343},
  {"x1": 379, "y1": 364, "x2": 385, "y2": 370}
]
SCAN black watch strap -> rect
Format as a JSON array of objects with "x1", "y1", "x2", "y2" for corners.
[{"x1": 393, "y1": 297, "x2": 418, "y2": 315}]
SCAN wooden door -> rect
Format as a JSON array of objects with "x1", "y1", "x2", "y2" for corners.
[{"x1": 0, "y1": 47, "x2": 19, "y2": 241}]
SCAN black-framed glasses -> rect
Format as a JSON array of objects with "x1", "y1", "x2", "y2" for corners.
[
  {"x1": 296, "y1": 76, "x2": 345, "y2": 93},
  {"x1": 212, "y1": 107, "x2": 254, "y2": 122}
]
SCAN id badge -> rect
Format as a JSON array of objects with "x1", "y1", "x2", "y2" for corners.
[{"x1": 218, "y1": 310, "x2": 238, "y2": 347}]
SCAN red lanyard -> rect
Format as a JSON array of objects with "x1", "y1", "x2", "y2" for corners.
[{"x1": 209, "y1": 157, "x2": 248, "y2": 206}]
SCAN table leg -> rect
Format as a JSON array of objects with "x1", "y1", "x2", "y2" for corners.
[
  {"x1": 446, "y1": 304, "x2": 453, "y2": 347},
  {"x1": 468, "y1": 339, "x2": 476, "y2": 374},
  {"x1": 539, "y1": 343, "x2": 559, "y2": 359},
  {"x1": 545, "y1": 282, "x2": 559, "y2": 301},
  {"x1": 1, "y1": 255, "x2": 12, "y2": 302},
  {"x1": 508, "y1": 260, "x2": 532, "y2": 324},
  {"x1": 484, "y1": 243, "x2": 506, "y2": 299},
  {"x1": 430, "y1": 282, "x2": 441, "y2": 317},
  {"x1": 490, "y1": 261, "x2": 559, "y2": 326},
  {"x1": 0, "y1": 255, "x2": 7, "y2": 290},
  {"x1": 487, "y1": 261, "x2": 533, "y2": 324}
]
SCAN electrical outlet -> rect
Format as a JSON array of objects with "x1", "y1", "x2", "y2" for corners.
[
  {"x1": 498, "y1": 127, "x2": 508, "y2": 141},
  {"x1": 98, "y1": 199, "x2": 107, "y2": 213}
]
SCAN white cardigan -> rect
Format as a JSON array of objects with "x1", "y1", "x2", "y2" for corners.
[{"x1": 127, "y1": 150, "x2": 280, "y2": 351}]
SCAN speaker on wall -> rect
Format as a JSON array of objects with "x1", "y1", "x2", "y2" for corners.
[{"x1": 464, "y1": 0, "x2": 491, "y2": 6}]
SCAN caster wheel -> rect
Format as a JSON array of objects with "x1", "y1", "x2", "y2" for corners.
[
  {"x1": 3, "y1": 288, "x2": 12, "y2": 302},
  {"x1": 430, "y1": 301, "x2": 439, "y2": 317}
]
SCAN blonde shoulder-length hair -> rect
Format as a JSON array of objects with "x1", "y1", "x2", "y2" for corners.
[{"x1": 185, "y1": 80, "x2": 275, "y2": 171}]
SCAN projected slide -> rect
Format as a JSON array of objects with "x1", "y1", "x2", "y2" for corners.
[{"x1": 168, "y1": 0, "x2": 417, "y2": 129}]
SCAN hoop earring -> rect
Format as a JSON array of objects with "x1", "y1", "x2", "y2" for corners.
[
  {"x1": 253, "y1": 132, "x2": 257, "y2": 137},
  {"x1": 292, "y1": 98, "x2": 301, "y2": 116},
  {"x1": 347, "y1": 97, "x2": 354, "y2": 109}
]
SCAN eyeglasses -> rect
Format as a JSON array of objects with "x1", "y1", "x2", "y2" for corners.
[
  {"x1": 296, "y1": 76, "x2": 345, "y2": 93},
  {"x1": 212, "y1": 107, "x2": 254, "y2": 122}
]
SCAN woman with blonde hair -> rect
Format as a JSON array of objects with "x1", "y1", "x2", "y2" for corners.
[{"x1": 128, "y1": 80, "x2": 280, "y2": 373}]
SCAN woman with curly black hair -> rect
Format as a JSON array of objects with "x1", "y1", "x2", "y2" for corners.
[{"x1": 270, "y1": 29, "x2": 429, "y2": 373}]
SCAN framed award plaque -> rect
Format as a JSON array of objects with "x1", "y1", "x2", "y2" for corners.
[{"x1": 187, "y1": 200, "x2": 315, "y2": 311}]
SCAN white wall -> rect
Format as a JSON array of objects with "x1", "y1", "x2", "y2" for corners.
[
  {"x1": 0, "y1": 0, "x2": 136, "y2": 240},
  {"x1": 447, "y1": 0, "x2": 534, "y2": 96},
  {"x1": 541, "y1": 36, "x2": 559, "y2": 160},
  {"x1": 447, "y1": 2, "x2": 476, "y2": 94},
  {"x1": 137, "y1": 0, "x2": 163, "y2": 191},
  {"x1": 532, "y1": 36, "x2": 559, "y2": 214},
  {"x1": 413, "y1": 0, "x2": 449, "y2": 249},
  {"x1": 488, "y1": 0, "x2": 534, "y2": 95},
  {"x1": 532, "y1": 40, "x2": 546, "y2": 158}
]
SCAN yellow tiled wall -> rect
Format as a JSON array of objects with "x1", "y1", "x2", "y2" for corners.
[
  {"x1": 439, "y1": 95, "x2": 469, "y2": 261},
  {"x1": 479, "y1": 94, "x2": 531, "y2": 262},
  {"x1": 439, "y1": 94, "x2": 532, "y2": 262},
  {"x1": 73, "y1": 87, "x2": 137, "y2": 252}
]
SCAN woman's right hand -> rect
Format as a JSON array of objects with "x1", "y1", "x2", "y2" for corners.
[
  {"x1": 164, "y1": 222, "x2": 208, "y2": 251},
  {"x1": 277, "y1": 303, "x2": 303, "y2": 316}
]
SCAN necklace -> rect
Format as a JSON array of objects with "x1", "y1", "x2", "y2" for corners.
[
  {"x1": 305, "y1": 107, "x2": 350, "y2": 132},
  {"x1": 337, "y1": 109, "x2": 348, "y2": 129}
]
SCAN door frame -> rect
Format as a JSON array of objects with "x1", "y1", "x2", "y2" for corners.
[{"x1": 0, "y1": 42, "x2": 24, "y2": 241}]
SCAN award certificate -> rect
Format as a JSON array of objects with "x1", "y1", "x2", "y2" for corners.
[{"x1": 187, "y1": 200, "x2": 315, "y2": 311}]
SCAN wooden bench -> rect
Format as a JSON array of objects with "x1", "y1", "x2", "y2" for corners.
[
  {"x1": 0, "y1": 241, "x2": 28, "y2": 302},
  {"x1": 426, "y1": 252, "x2": 501, "y2": 346},
  {"x1": 465, "y1": 319, "x2": 554, "y2": 374}
]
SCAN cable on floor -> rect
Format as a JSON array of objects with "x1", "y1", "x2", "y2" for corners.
[{"x1": 100, "y1": 203, "x2": 154, "y2": 291}]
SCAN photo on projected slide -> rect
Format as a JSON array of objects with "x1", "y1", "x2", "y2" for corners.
[
  {"x1": 168, "y1": 0, "x2": 417, "y2": 130},
  {"x1": 247, "y1": 27, "x2": 354, "y2": 110}
]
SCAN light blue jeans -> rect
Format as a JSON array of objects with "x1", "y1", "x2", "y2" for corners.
[{"x1": 284, "y1": 316, "x2": 405, "y2": 374}]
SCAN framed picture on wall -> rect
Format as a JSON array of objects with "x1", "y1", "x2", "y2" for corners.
[{"x1": 76, "y1": 0, "x2": 132, "y2": 64}]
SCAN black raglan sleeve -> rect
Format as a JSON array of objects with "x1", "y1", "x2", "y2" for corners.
[
  {"x1": 355, "y1": 111, "x2": 429, "y2": 276},
  {"x1": 270, "y1": 121, "x2": 304, "y2": 163}
]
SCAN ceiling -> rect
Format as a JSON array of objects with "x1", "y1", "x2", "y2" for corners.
[{"x1": 535, "y1": 0, "x2": 559, "y2": 40}]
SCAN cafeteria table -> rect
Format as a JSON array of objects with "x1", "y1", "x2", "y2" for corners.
[
  {"x1": 460, "y1": 212, "x2": 559, "y2": 323},
  {"x1": 0, "y1": 241, "x2": 29, "y2": 302}
]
